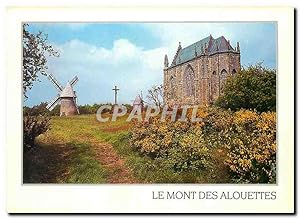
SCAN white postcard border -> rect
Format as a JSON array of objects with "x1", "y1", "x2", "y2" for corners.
[{"x1": 6, "y1": 6, "x2": 294, "y2": 213}]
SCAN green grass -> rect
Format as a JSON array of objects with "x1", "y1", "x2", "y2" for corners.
[
  {"x1": 24, "y1": 114, "x2": 230, "y2": 183},
  {"x1": 23, "y1": 142, "x2": 108, "y2": 183},
  {"x1": 23, "y1": 114, "x2": 119, "y2": 184},
  {"x1": 109, "y1": 132, "x2": 230, "y2": 183},
  {"x1": 62, "y1": 143, "x2": 108, "y2": 183}
]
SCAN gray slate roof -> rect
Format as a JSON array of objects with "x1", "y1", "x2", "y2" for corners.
[{"x1": 171, "y1": 35, "x2": 235, "y2": 67}]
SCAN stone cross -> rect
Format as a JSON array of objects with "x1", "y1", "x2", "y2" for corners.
[{"x1": 112, "y1": 85, "x2": 119, "y2": 105}]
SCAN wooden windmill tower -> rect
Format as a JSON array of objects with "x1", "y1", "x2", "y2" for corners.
[{"x1": 46, "y1": 73, "x2": 80, "y2": 116}]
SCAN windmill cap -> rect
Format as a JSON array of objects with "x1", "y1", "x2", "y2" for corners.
[
  {"x1": 133, "y1": 95, "x2": 142, "y2": 105},
  {"x1": 60, "y1": 82, "x2": 76, "y2": 97}
]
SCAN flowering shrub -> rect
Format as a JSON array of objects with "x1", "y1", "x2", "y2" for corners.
[
  {"x1": 130, "y1": 117, "x2": 211, "y2": 172},
  {"x1": 222, "y1": 110, "x2": 276, "y2": 183},
  {"x1": 201, "y1": 107, "x2": 234, "y2": 148},
  {"x1": 23, "y1": 116, "x2": 51, "y2": 152},
  {"x1": 129, "y1": 107, "x2": 276, "y2": 183}
]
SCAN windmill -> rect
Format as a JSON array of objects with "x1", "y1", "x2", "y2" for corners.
[
  {"x1": 46, "y1": 73, "x2": 80, "y2": 116},
  {"x1": 132, "y1": 91, "x2": 148, "y2": 112}
]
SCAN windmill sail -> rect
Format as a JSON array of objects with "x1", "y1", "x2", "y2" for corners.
[
  {"x1": 46, "y1": 94, "x2": 60, "y2": 111},
  {"x1": 48, "y1": 73, "x2": 63, "y2": 92},
  {"x1": 70, "y1": 76, "x2": 79, "y2": 87}
]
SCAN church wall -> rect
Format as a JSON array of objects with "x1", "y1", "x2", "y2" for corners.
[
  {"x1": 198, "y1": 56, "x2": 208, "y2": 105},
  {"x1": 163, "y1": 50, "x2": 240, "y2": 107},
  {"x1": 176, "y1": 65, "x2": 182, "y2": 102},
  {"x1": 229, "y1": 53, "x2": 241, "y2": 73},
  {"x1": 208, "y1": 54, "x2": 220, "y2": 100},
  {"x1": 163, "y1": 69, "x2": 168, "y2": 104}
]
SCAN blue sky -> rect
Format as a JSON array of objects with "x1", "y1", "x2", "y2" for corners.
[{"x1": 25, "y1": 22, "x2": 277, "y2": 106}]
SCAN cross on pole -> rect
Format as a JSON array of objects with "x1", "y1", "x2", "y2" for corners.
[{"x1": 112, "y1": 85, "x2": 119, "y2": 105}]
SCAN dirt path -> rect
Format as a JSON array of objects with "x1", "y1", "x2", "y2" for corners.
[{"x1": 92, "y1": 142, "x2": 138, "y2": 183}]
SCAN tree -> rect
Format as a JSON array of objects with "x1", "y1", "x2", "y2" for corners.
[
  {"x1": 22, "y1": 24, "x2": 58, "y2": 150},
  {"x1": 146, "y1": 84, "x2": 164, "y2": 108},
  {"x1": 215, "y1": 63, "x2": 276, "y2": 112},
  {"x1": 23, "y1": 23, "x2": 59, "y2": 98},
  {"x1": 23, "y1": 102, "x2": 48, "y2": 116}
]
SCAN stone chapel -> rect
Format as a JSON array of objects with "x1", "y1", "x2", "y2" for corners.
[{"x1": 163, "y1": 35, "x2": 241, "y2": 106}]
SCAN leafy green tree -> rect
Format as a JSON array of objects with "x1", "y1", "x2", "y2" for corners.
[
  {"x1": 22, "y1": 24, "x2": 58, "y2": 149},
  {"x1": 23, "y1": 102, "x2": 60, "y2": 116},
  {"x1": 216, "y1": 63, "x2": 276, "y2": 112},
  {"x1": 23, "y1": 23, "x2": 59, "y2": 98},
  {"x1": 23, "y1": 102, "x2": 48, "y2": 116}
]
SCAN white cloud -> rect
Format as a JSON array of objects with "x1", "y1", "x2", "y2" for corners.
[
  {"x1": 40, "y1": 38, "x2": 167, "y2": 105},
  {"x1": 143, "y1": 22, "x2": 276, "y2": 68},
  {"x1": 144, "y1": 23, "x2": 242, "y2": 52},
  {"x1": 26, "y1": 23, "x2": 276, "y2": 106}
]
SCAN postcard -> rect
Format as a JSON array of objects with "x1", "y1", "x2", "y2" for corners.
[{"x1": 6, "y1": 6, "x2": 294, "y2": 213}]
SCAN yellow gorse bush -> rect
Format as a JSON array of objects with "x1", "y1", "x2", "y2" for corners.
[
  {"x1": 130, "y1": 115, "x2": 211, "y2": 171},
  {"x1": 130, "y1": 107, "x2": 276, "y2": 183},
  {"x1": 224, "y1": 109, "x2": 276, "y2": 183}
]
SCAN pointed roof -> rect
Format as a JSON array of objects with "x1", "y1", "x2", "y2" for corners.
[
  {"x1": 208, "y1": 36, "x2": 234, "y2": 54},
  {"x1": 60, "y1": 82, "x2": 76, "y2": 98},
  {"x1": 133, "y1": 95, "x2": 143, "y2": 105},
  {"x1": 170, "y1": 35, "x2": 236, "y2": 67}
]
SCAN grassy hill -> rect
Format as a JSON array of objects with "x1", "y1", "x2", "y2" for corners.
[{"x1": 23, "y1": 114, "x2": 231, "y2": 184}]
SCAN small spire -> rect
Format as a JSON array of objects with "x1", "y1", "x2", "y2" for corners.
[
  {"x1": 164, "y1": 54, "x2": 169, "y2": 68},
  {"x1": 178, "y1": 42, "x2": 182, "y2": 50},
  {"x1": 237, "y1": 42, "x2": 240, "y2": 52}
]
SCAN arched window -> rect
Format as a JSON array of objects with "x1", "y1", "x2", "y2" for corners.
[
  {"x1": 183, "y1": 65, "x2": 195, "y2": 97},
  {"x1": 232, "y1": 69, "x2": 237, "y2": 75},
  {"x1": 220, "y1": 69, "x2": 227, "y2": 81},
  {"x1": 211, "y1": 70, "x2": 218, "y2": 98},
  {"x1": 220, "y1": 69, "x2": 228, "y2": 91},
  {"x1": 169, "y1": 76, "x2": 175, "y2": 99}
]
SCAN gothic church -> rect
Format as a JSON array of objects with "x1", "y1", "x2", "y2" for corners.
[{"x1": 163, "y1": 35, "x2": 241, "y2": 106}]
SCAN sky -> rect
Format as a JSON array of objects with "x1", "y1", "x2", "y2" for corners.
[{"x1": 24, "y1": 22, "x2": 277, "y2": 106}]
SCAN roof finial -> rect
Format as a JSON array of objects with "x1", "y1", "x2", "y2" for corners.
[
  {"x1": 164, "y1": 54, "x2": 169, "y2": 69},
  {"x1": 237, "y1": 42, "x2": 240, "y2": 52},
  {"x1": 177, "y1": 42, "x2": 182, "y2": 51}
]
